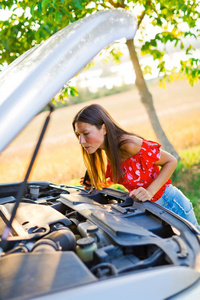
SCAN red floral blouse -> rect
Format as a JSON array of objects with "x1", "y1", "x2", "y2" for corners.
[{"x1": 106, "y1": 139, "x2": 171, "y2": 202}]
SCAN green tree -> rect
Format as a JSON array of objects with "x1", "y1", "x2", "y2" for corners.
[{"x1": 0, "y1": 0, "x2": 200, "y2": 158}]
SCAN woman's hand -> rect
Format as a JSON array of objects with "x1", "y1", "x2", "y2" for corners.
[
  {"x1": 80, "y1": 176, "x2": 91, "y2": 188},
  {"x1": 129, "y1": 187, "x2": 153, "y2": 202},
  {"x1": 106, "y1": 177, "x2": 113, "y2": 187}
]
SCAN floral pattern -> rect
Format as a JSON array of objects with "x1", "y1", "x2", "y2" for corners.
[{"x1": 106, "y1": 139, "x2": 171, "y2": 202}]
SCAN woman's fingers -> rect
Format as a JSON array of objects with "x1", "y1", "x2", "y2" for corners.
[
  {"x1": 130, "y1": 187, "x2": 152, "y2": 202},
  {"x1": 80, "y1": 176, "x2": 84, "y2": 185}
]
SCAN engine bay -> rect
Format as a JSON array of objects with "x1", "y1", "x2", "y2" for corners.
[{"x1": 0, "y1": 181, "x2": 200, "y2": 299}]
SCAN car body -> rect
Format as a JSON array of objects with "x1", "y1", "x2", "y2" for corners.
[{"x1": 0, "y1": 8, "x2": 200, "y2": 300}]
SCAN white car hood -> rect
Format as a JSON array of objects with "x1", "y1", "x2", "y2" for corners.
[{"x1": 0, "y1": 9, "x2": 137, "y2": 153}]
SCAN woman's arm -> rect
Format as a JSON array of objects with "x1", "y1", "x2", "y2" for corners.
[{"x1": 129, "y1": 149, "x2": 177, "y2": 202}]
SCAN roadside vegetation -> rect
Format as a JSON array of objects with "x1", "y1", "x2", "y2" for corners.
[
  {"x1": 51, "y1": 83, "x2": 135, "y2": 110},
  {"x1": 172, "y1": 146, "x2": 200, "y2": 222}
]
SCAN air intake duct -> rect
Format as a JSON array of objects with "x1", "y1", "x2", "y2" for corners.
[{"x1": 32, "y1": 227, "x2": 76, "y2": 253}]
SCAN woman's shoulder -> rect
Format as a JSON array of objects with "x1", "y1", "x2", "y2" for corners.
[{"x1": 120, "y1": 135, "x2": 143, "y2": 159}]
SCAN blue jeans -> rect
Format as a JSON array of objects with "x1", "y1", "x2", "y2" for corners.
[{"x1": 156, "y1": 184, "x2": 200, "y2": 229}]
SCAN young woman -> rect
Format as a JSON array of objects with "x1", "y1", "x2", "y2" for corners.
[{"x1": 72, "y1": 104, "x2": 199, "y2": 229}]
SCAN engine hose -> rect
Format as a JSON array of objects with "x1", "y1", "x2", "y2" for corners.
[
  {"x1": 32, "y1": 238, "x2": 59, "y2": 253},
  {"x1": 32, "y1": 228, "x2": 76, "y2": 253},
  {"x1": 4, "y1": 244, "x2": 29, "y2": 255},
  {"x1": 90, "y1": 262, "x2": 118, "y2": 278}
]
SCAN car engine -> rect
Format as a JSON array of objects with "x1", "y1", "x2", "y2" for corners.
[{"x1": 0, "y1": 181, "x2": 200, "y2": 299}]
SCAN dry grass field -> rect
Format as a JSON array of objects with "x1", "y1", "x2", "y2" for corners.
[{"x1": 0, "y1": 79, "x2": 200, "y2": 185}]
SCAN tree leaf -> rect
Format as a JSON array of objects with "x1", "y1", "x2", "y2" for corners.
[{"x1": 74, "y1": 0, "x2": 83, "y2": 10}]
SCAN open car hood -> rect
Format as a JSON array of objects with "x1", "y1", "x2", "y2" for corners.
[{"x1": 0, "y1": 9, "x2": 137, "y2": 153}]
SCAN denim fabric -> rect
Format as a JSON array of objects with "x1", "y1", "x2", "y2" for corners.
[{"x1": 156, "y1": 184, "x2": 200, "y2": 229}]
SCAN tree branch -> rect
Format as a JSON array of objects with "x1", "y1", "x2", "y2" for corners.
[
  {"x1": 137, "y1": 0, "x2": 153, "y2": 29},
  {"x1": 138, "y1": 10, "x2": 146, "y2": 28},
  {"x1": 97, "y1": 2, "x2": 112, "y2": 9},
  {"x1": 121, "y1": 0, "x2": 125, "y2": 7},
  {"x1": 108, "y1": 0, "x2": 124, "y2": 8},
  {"x1": 108, "y1": 0, "x2": 117, "y2": 8}
]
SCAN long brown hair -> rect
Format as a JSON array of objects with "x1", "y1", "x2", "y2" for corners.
[{"x1": 72, "y1": 104, "x2": 134, "y2": 189}]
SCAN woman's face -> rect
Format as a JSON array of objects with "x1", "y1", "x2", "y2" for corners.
[{"x1": 74, "y1": 121, "x2": 106, "y2": 154}]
